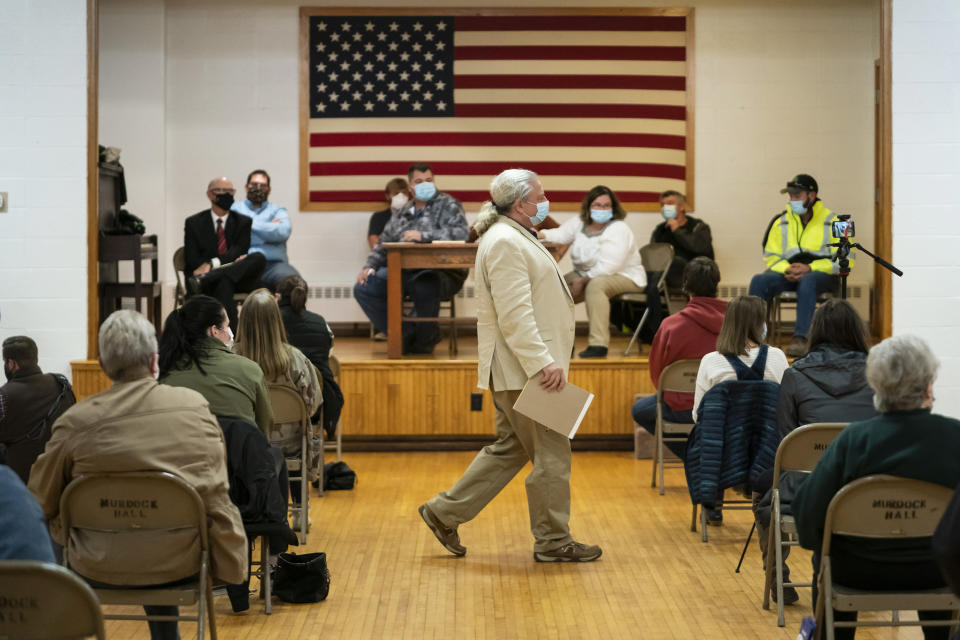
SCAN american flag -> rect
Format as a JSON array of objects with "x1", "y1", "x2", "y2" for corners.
[{"x1": 301, "y1": 10, "x2": 691, "y2": 211}]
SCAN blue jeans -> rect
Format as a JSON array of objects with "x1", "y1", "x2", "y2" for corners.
[
  {"x1": 353, "y1": 267, "x2": 464, "y2": 351},
  {"x1": 258, "y1": 259, "x2": 301, "y2": 290},
  {"x1": 631, "y1": 394, "x2": 693, "y2": 459},
  {"x1": 748, "y1": 270, "x2": 836, "y2": 338}
]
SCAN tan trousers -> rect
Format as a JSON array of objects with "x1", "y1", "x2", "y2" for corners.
[
  {"x1": 426, "y1": 386, "x2": 574, "y2": 552},
  {"x1": 581, "y1": 273, "x2": 643, "y2": 348}
]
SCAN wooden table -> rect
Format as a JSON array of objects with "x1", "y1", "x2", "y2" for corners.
[{"x1": 382, "y1": 241, "x2": 562, "y2": 359}]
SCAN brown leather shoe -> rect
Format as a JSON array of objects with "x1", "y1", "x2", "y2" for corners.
[
  {"x1": 418, "y1": 504, "x2": 466, "y2": 557},
  {"x1": 533, "y1": 540, "x2": 602, "y2": 563},
  {"x1": 785, "y1": 336, "x2": 807, "y2": 358}
]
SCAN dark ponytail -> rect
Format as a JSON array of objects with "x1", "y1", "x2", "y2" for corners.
[
  {"x1": 276, "y1": 275, "x2": 309, "y2": 314},
  {"x1": 158, "y1": 295, "x2": 226, "y2": 376}
]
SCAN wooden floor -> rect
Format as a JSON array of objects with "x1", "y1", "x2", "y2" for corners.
[{"x1": 104, "y1": 452, "x2": 924, "y2": 639}]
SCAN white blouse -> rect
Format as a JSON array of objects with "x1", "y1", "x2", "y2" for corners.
[
  {"x1": 692, "y1": 346, "x2": 789, "y2": 422},
  {"x1": 541, "y1": 218, "x2": 646, "y2": 287}
]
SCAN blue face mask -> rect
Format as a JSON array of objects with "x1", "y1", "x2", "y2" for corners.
[
  {"x1": 788, "y1": 199, "x2": 806, "y2": 214},
  {"x1": 528, "y1": 199, "x2": 549, "y2": 226},
  {"x1": 414, "y1": 181, "x2": 436, "y2": 201},
  {"x1": 661, "y1": 204, "x2": 677, "y2": 220},
  {"x1": 590, "y1": 209, "x2": 613, "y2": 224}
]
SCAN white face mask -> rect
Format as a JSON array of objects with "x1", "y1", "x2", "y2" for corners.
[{"x1": 390, "y1": 192, "x2": 408, "y2": 212}]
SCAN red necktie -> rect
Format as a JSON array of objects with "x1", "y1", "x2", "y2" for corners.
[{"x1": 216, "y1": 218, "x2": 227, "y2": 256}]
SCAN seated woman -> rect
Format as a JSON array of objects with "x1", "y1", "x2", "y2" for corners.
[
  {"x1": 276, "y1": 275, "x2": 344, "y2": 441},
  {"x1": 538, "y1": 185, "x2": 645, "y2": 358},
  {"x1": 234, "y1": 288, "x2": 322, "y2": 457},
  {"x1": 758, "y1": 298, "x2": 878, "y2": 605},
  {"x1": 158, "y1": 295, "x2": 272, "y2": 436},
  {"x1": 794, "y1": 335, "x2": 960, "y2": 639},
  {"x1": 693, "y1": 295, "x2": 788, "y2": 525}
]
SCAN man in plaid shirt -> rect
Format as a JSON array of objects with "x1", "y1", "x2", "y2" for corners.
[{"x1": 354, "y1": 163, "x2": 469, "y2": 354}]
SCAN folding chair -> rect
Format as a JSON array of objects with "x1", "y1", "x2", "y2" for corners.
[
  {"x1": 0, "y1": 560, "x2": 106, "y2": 639},
  {"x1": 269, "y1": 383, "x2": 315, "y2": 544},
  {"x1": 324, "y1": 355, "x2": 343, "y2": 462},
  {"x1": 769, "y1": 290, "x2": 834, "y2": 339},
  {"x1": 60, "y1": 472, "x2": 218, "y2": 640},
  {"x1": 814, "y1": 474, "x2": 960, "y2": 639},
  {"x1": 174, "y1": 246, "x2": 248, "y2": 309},
  {"x1": 762, "y1": 423, "x2": 848, "y2": 626},
  {"x1": 649, "y1": 359, "x2": 701, "y2": 495},
  {"x1": 615, "y1": 243, "x2": 675, "y2": 356}
]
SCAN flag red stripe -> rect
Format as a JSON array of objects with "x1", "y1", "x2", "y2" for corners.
[
  {"x1": 310, "y1": 190, "x2": 663, "y2": 202},
  {"x1": 454, "y1": 45, "x2": 685, "y2": 61},
  {"x1": 454, "y1": 16, "x2": 686, "y2": 32},
  {"x1": 454, "y1": 74, "x2": 685, "y2": 90},
  {"x1": 310, "y1": 161, "x2": 685, "y2": 179},
  {"x1": 309, "y1": 131, "x2": 687, "y2": 150},
  {"x1": 455, "y1": 103, "x2": 685, "y2": 119}
]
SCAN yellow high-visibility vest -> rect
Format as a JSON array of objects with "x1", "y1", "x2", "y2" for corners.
[{"x1": 762, "y1": 200, "x2": 851, "y2": 275}]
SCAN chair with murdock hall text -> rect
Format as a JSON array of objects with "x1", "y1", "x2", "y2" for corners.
[
  {"x1": 814, "y1": 474, "x2": 960, "y2": 639},
  {"x1": 761, "y1": 422, "x2": 847, "y2": 626},
  {"x1": 268, "y1": 383, "x2": 316, "y2": 542},
  {"x1": 0, "y1": 560, "x2": 106, "y2": 639},
  {"x1": 59, "y1": 472, "x2": 218, "y2": 640}
]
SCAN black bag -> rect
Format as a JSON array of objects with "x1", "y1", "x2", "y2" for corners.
[
  {"x1": 323, "y1": 461, "x2": 357, "y2": 490},
  {"x1": 273, "y1": 551, "x2": 330, "y2": 603}
]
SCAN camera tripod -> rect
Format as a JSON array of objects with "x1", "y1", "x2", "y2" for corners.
[{"x1": 829, "y1": 218, "x2": 902, "y2": 299}]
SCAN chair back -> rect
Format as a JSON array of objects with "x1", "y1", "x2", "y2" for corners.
[
  {"x1": 656, "y1": 359, "x2": 700, "y2": 434},
  {"x1": 329, "y1": 354, "x2": 341, "y2": 384},
  {"x1": 640, "y1": 243, "x2": 674, "y2": 287},
  {"x1": 173, "y1": 246, "x2": 186, "y2": 306},
  {"x1": 0, "y1": 560, "x2": 106, "y2": 639},
  {"x1": 822, "y1": 474, "x2": 954, "y2": 556},
  {"x1": 772, "y1": 422, "x2": 847, "y2": 480},
  {"x1": 60, "y1": 472, "x2": 208, "y2": 585},
  {"x1": 268, "y1": 383, "x2": 309, "y2": 426}
]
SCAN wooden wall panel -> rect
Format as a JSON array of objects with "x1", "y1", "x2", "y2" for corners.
[{"x1": 70, "y1": 360, "x2": 110, "y2": 401}]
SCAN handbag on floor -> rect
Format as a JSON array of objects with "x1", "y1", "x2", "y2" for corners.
[{"x1": 273, "y1": 551, "x2": 331, "y2": 603}]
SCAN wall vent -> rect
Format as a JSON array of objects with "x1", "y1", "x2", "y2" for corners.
[{"x1": 717, "y1": 283, "x2": 863, "y2": 299}]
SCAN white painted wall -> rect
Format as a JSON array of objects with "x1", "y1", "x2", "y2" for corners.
[
  {"x1": 98, "y1": 0, "x2": 878, "y2": 324},
  {"x1": 0, "y1": 0, "x2": 88, "y2": 377},
  {"x1": 891, "y1": 0, "x2": 960, "y2": 417}
]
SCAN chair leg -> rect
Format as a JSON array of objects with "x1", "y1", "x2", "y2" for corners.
[
  {"x1": 774, "y1": 501, "x2": 786, "y2": 626},
  {"x1": 206, "y1": 574, "x2": 218, "y2": 640},
  {"x1": 690, "y1": 504, "x2": 697, "y2": 532},
  {"x1": 649, "y1": 432, "x2": 658, "y2": 487},
  {"x1": 622, "y1": 307, "x2": 650, "y2": 356},
  {"x1": 657, "y1": 428, "x2": 666, "y2": 496},
  {"x1": 762, "y1": 496, "x2": 776, "y2": 611},
  {"x1": 336, "y1": 419, "x2": 342, "y2": 463},
  {"x1": 701, "y1": 506, "x2": 708, "y2": 543},
  {"x1": 261, "y1": 535, "x2": 272, "y2": 615}
]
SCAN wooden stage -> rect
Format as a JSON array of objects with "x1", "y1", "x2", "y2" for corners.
[
  {"x1": 100, "y1": 451, "x2": 927, "y2": 639},
  {"x1": 72, "y1": 334, "x2": 655, "y2": 451}
]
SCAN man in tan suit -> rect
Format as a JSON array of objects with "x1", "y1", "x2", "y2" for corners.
[
  {"x1": 29, "y1": 310, "x2": 247, "y2": 639},
  {"x1": 419, "y1": 169, "x2": 602, "y2": 563}
]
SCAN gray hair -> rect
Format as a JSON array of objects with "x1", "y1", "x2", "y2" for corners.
[
  {"x1": 866, "y1": 334, "x2": 939, "y2": 412},
  {"x1": 99, "y1": 310, "x2": 158, "y2": 381},
  {"x1": 483, "y1": 168, "x2": 539, "y2": 215}
]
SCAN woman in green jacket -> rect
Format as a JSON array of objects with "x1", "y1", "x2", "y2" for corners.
[{"x1": 158, "y1": 295, "x2": 273, "y2": 437}]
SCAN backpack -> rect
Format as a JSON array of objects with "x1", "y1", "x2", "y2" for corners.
[{"x1": 323, "y1": 461, "x2": 356, "y2": 490}]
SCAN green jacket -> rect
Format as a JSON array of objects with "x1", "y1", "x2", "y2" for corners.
[
  {"x1": 794, "y1": 409, "x2": 960, "y2": 563},
  {"x1": 160, "y1": 337, "x2": 273, "y2": 437}
]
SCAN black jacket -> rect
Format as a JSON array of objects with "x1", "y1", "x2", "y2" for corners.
[
  {"x1": 934, "y1": 482, "x2": 960, "y2": 596},
  {"x1": 184, "y1": 209, "x2": 252, "y2": 274},
  {"x1": 0, "y1": 366, "x2": 75, "y2": 483},
  {"x1": 217, "y1": 416, "x2": 290, "y2": 527},
  {"x1": 776, "y1": 344, "x2": 877, "y2": 438},
  {"x1": 280, "y1": 303, "x2": 344, "y2": 437},
  {"x1": 650, "y1": 214, "x2": 714, "y2": 262}
]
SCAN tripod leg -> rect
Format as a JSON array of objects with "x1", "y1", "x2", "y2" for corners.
[{"x1": 736, "y1": 521, "x2": 755, "y2": 573}]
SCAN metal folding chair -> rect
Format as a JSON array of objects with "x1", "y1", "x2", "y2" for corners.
[
  {"x1": 0, "y1": 560, "x2": 106, "y2": 639},
  {"x1": 814, "y1": 474, "x2": 960, "y2": 639},
  {"x1": 649, "y1": 359, "x2": 700, "y2": 495},
  {"x1": 761, "y1": 423, "x2": 847, "y2": 626},
  {"x1": 60, "y1": 472, "x2": 217, "y2": 640},
  {"x1": 616, "y1": 243, "x2": 675, "y2": 356},
  {"x1": 268, "y1": 383, "x2": 314, "y2": 543}
]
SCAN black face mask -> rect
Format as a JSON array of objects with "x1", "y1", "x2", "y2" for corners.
[
  {"x1": 213, "y1": 193, "x2": 235, "y2": 211},
  {"x1": 247, "y1": 185, "x2": 267, "y2": 204}
]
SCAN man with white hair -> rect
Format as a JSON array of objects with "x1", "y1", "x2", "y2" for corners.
[
  {"x1": 794, "y1": 334, "x2": 960, "y2": 639},
  {"x1": 419, "y1": 168, "x2": 602, "y2": 563},
  {"x1": 29, "y1": 310, "x2": 247, "y2": 640}
]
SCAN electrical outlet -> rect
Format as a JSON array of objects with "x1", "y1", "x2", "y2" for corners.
[
  {"x1": 470, "y1": 392, "x2": 483, "y2": 412},
  {"x1": 0, "y1": 192, "x2": 7, "y2": 213}
]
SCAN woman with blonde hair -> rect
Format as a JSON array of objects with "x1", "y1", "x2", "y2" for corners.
[{"x1": 235, "y1": 289, "x2": 322, "y2": 461}]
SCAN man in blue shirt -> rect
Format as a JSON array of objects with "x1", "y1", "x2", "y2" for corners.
[{"x1": 231, "y1": 169, "x2": 301, "y2": 289}]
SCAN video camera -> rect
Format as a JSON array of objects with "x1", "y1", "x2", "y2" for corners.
[{"x1": 832, "y1": 215, "x2": 855, "y2": 239}]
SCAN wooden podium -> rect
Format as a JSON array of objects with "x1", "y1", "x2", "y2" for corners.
[{"x1": 98, "y1": 233, "x2": 162, "y2": 332}]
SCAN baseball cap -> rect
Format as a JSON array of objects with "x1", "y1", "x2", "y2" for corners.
[{"x1": 780, "y1": 174, "x2": 819, "y2": 194}]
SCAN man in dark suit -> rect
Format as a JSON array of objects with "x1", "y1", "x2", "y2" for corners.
[{"x1": 184, "y1": 176, "x2": 265, "y2": 331}]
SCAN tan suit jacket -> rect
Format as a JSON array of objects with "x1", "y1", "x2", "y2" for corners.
[
  {"x1": 28, "y1": 378, "x2": 248, "y2": 586},
  {"x1": 475, "y1": 215, "x2": 575, "y2": 391}
]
